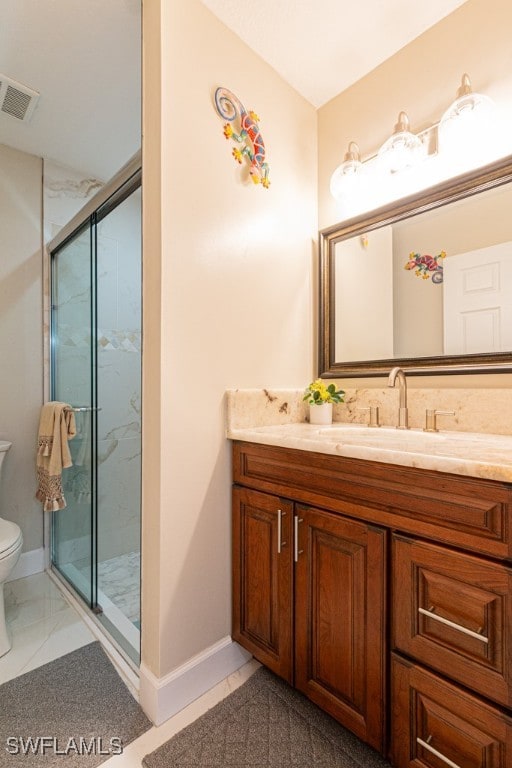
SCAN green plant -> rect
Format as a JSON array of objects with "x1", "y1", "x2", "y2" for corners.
[{"x1": 303, "y1": 379, "x2": 345, "y2": 405}]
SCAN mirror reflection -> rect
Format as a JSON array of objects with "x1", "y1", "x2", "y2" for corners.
[{"x1": 320, "y1": 156, "x2": 512, "y2": 376}]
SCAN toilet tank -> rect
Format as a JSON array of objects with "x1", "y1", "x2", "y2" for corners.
[{"x1": 0, "y1": 442, "x2": 12, "y2": 480}]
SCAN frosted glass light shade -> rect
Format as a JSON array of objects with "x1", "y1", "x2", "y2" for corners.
[
  {"x1": 378, "y1": 111, "x2": 424, "y2": 173},
  {"x1": 438, "y1": 74, "x2": 495, "y2": 161},
  {"x1": 330, "y1": 141, "x2": 363, "y2": 200}
]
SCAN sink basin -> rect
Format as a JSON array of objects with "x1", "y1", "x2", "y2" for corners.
[
  {"x1": 317, "y1": 426, "x2": 443, "y2": 453},
  {"x1": 315, "y1": 424, "x2": 508, "y2": 461}
]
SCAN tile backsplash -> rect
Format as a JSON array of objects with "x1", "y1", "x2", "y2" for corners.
[{"x1": 227, "y1": 387, "x2": 512, "y2": 435}]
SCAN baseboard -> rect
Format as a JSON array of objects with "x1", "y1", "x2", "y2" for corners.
[
  {"x1": 7, "y1": 547, "x2": 45, "y2": 581},
  {"x1": 139, "y1": 636, "x2": 252, "y2": 725}
]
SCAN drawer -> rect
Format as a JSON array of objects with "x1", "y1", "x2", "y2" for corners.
[
  {"x1": 233, "y1": 442, "x2": 512, "y2": 559},
  {"x1": 393, "y1": 535, "x2": 512, "y2": 707},
  {"x1": 391, "y1": 653, "x2": 512, "y2": 768}
]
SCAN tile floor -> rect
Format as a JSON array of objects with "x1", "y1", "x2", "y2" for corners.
[
  {"x1": 0, "y1": 571, "x2": 95, "y2": 685},
  {"x1": 1, "y1": 570, "x2": 259, "y2": 767}
]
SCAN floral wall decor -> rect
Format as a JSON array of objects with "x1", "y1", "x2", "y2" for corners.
[
  {"x1": 404, "y1": 250, "x2": 446, "y2": 283},
  {"x1": 214, "y1": 87, "x2": 270, "y2": 188}
]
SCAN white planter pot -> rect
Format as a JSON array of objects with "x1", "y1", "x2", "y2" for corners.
[{"x1": 309, "y1": 402, "x2": 333, "y2": 425}]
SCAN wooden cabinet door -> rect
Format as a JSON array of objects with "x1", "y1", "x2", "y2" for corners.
[
  {"x1": 393, "y1": 535, "x2": 512, "y2": 707},
  {"x1": 294, "y1": 504, "x2": 387, "y2": 753},
  {"x1": 391, "y1": 653, "x2": 512, "y2": 768},
  {"x1": 232, "y1": 486, "x2": 293, "y2": 682}
]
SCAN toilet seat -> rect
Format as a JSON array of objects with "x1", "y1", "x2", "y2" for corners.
[{"x1": 0, "y1": 519, "x2": 22, "y2": 560}]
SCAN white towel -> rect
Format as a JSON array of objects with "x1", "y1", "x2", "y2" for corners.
[{"x1": 35, "y1": 402, "x2": 76, "y2": 511}]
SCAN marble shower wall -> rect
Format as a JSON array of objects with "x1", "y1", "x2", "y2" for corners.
[
  {"x1": 44, "y1": 161, "x2": 141, "y2": 566},
  {"x1": 44, "y1": 161, "x2": 103, "y2": 567},
  {"x1": 96, "y1": 189, "x2": 141, "y2": 564},
  {"x1": 43, "y1": 159, "x2": 105, "y2": 403},
  {"x1": 50, "y1": 226, "x2": 93, "y2": 568}
]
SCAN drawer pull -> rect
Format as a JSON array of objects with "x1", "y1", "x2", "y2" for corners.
[
  {"x1": 417, "y1": 737, "x2": 462, "y2": 768},
  {"x1": 294, "y1": 516, "x2": 303, "y2": 562},
  {"x1": 418, "y1": 607, "x2": 489, "y2": 643},
  {"x1": 277, "y1": 509, "x2": 287, "y2": 554}
]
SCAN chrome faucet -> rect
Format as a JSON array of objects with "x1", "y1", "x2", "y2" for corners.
[{"x1": 388, "y1": 367, "x2": 408, "y2": 429}]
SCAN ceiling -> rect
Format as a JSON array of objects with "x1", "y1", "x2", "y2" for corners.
[
  {"x1": 0, "y1": 0, "x2": 467, "y2": 180},
  {"x1": 201, "y1": 0, "x2": 469, "y2": 107},
  {"x1": 0, "y1": 0, "x2": 141, "y2": 180}
]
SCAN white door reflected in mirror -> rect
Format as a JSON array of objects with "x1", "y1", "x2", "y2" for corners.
[{"x1": 443, "y1": 242, "x2": 512, "y2": 354}]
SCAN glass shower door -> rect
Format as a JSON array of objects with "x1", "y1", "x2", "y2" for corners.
[
  {"x1": 50, "y1": 169, "x2": 142, "y2": 664},
  {"x1": 51, "y1": 170, "x2": 142, "y2": 662},
  {"x1": 95, "y1": 185, "x2": 142, "y2": 656},
  {"x1": 51, "y1": 222, "x2": 96, "y2": 608}
]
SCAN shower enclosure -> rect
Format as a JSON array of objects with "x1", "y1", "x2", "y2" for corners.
[{"x1": 49, "y1": 157, "x2": 142, "y2": 663}]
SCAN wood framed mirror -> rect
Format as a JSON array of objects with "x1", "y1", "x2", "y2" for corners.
[{"x1": 319, "y1": 155, "x2": 512, "y2": 377}]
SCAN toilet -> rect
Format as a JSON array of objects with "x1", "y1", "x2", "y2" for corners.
[{"x1": 0, "y1": 441, "x2": 23, "y2": 657}]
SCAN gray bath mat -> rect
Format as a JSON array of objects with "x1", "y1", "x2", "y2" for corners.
[
  {"x1": 0, "y1": 641, "x2": 151, "y2": 766},
  {"x1": 143, "y1": 666, "x2": 391, "y2": 767}
]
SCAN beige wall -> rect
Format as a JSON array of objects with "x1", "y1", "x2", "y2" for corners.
[
  {"x1": 335, "y1": 225, "x2": 393, "y2": 360},
  {"x1": 142, "y1": 0, "x2": 317, "y2": 678},
  {"x1": 0, "y1": 144, "x2": 43, "y2": 552},
  {"x1": 317, "y1": 0, "x2": 512, "y2": 387}
]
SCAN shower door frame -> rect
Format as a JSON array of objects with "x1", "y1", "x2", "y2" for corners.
[{"x1": 47, "y1": 152, "x2": 142, "y2": 662}]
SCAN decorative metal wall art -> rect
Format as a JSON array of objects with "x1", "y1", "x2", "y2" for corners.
[
  {"x1": 214, "y1": 87, "x2": 270, "y2": 188},
  {"x1": 404, "y1": 250, "x2": 446, "y2": 283}
]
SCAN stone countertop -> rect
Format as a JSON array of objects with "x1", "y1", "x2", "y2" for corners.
[{"x1": 227, "y1": 422, "x2": 512, "y2": 482}]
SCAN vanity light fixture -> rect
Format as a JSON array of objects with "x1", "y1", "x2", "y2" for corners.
[
  {"x1": 438, "y1": 73, "x2": 495, "y2": 154},
  {"x1": 330, "y1": 74, "x2": 497, "y2": 204},
  {"x1": 377, "y1": 111, "x2": 424, "y2": 173},
  {"x1": 329, "y1": 141, "x2": 363, "y2": 201}
]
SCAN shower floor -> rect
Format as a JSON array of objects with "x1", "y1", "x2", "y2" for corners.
[
  {"x1": 72, "y1": 551, "x2": 140, "y2": 623},
  {"x1": 96, "y1": 550, "x2": 140, "y2": 624},
  {"x1": 58, "y1": 550, "x2": 140, "y2": 658}
]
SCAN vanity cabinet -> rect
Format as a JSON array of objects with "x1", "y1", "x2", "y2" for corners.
[
  {"x1": 232, "y1": 440, "x2": 512, "y2": 766},
  {"x1": 232, "y1": 485, "x2": 387, "y2": 751},
  {"x1": 392, "y1": 535, "x2": 512, "y2": 708},
  {"x1": 391, "y1": 654, "x2": 512, "y2": 768},
  {"x1": 390, "y1": 535, "x2": 512, "y2": 767},
  {"x1": 232, "y1": 487, "x2": 294, "y2": 682}
]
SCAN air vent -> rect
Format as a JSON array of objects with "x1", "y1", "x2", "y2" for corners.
[{"x1": 0, "y1": 74, "x2": 39, "y2": 122}]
